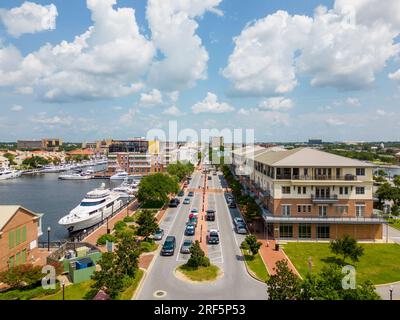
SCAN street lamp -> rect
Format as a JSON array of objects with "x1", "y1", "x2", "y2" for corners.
[
  {"x1": 390, "y1": 285, "x2": 394, "y2": 300},
  {"x1": 62, "y1": 279, "x2": 65, "y2": 301},
  {"x1": 47, "y1": 226, "x2": 51, "y2": 251}
]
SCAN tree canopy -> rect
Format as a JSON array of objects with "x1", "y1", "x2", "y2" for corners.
[
  {"x1": 137, "y1": 173, "x2": 179, "y2": 207},
  {"x1": 329, "y1": 235, "x2": 364, "y2": 264},
  {"x1": 167, "y1": 161, "x2": 194, "y2": 181}
]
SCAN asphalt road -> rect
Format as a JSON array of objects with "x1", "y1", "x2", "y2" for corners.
[{"x1": 136, "y1": 169, "x2": 267, "y2": 300}]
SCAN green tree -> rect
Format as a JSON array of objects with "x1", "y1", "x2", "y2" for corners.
[
  {"x1": 22, "y1": 156, "x2": 50, "y2": 168},
  {"x1": 186, "y1": 240, "x2": 210, "y2": 269},
  {"x1": 375, "y1": 182, "x2": 394, "y2": 208},
  {"x1": 136, "y1": 209, "x2": 159, "y2": 239},
  {"x1": 267, "y1": 260, "x2": 301, "y2": 300},
  {"x1": 167, "y1": 161, "x2": 194, "y2": 181},
  {"x1": 114, "y1": 233, "x2": 141, "y2": 278},
  {"x1": 0, "y1": 264, "x2": 45, "y2": 289},
  {"x1": 3, "y1": 152, "x2": 16, "y2": 165},
  {"x1": 137, "y1": 173, "x2": 179, "y2": 206},
  {"x1": 329, "y1": 235, "x2": 364, "y2": 264},
  {"x1": 240, "y1": 235, "x2": 262, "y2": 257}
]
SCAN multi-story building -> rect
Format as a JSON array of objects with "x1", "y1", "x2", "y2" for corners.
[
  {"x1": 17, "y1": 138, "x2": 62, "y2": 151},
  {"x1": 233, "y1": 147, "x2": 385, "y2": 241},
  {"x1": 0, "y1": 206, "x2": 43, "y2": 271},
  {"x1": 210, "y1": 136, "x2": 224, "y2": 149}
]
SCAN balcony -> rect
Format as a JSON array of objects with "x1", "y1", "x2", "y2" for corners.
[
  {"x1": 277, "y1": 174, "x2": 357, "y2": 181},
  {"x1": 311, "y1": 194, "x2": 339, "y2": 203}
]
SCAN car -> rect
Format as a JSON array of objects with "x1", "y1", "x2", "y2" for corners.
[
  {"x1": 226, "y1": 195, "x2": 234, "y2": 202},
  {"x1": 169, "y1": 198, "x2": 179, "y2": 207},
  {"x1": 188, "y1": 216, "x2": 198, "y2": 226},
  {"x1": 178, "y1": 190, "x2": 185, "y2": 197},
  {"x1": 191, "y1": 208, "x2": 199, "y2": 215},
  {"x1": 233, "y1": 217, "x2": 245, "y2": 226},
  {"x1": 235, "y1": 223, "x2": 247, "y2": 234},
  {"x1": 206, "y1": 209, "x2": 215, "y2": 221},
  {"x1": 188, "y1": 191, "x2": 194, "y2": 197},
  {"x1": 206, "y1": 229, "x2": 219, "y2": 244},
  {"x1": 153, "y1": 228, "x2": 164, "y2": 240},
  {"x1": 180, "y1": 240, "x2": 193, "y2": 254},
  {"x1": 228, "y1": 201, "x2": 237, "y2": 208},
  {"x1": 183, "y1": 198, "x2": 190, "y2": 205},
  {"x1": 161, "y1": 236, "x2": 176, "y2": 256},
  {"x1": 185, "y1": 223, "x2": 196, "y2": 236}
]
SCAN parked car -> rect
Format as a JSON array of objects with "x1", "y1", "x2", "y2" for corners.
[
  {"x1": 161, "y1": 236, "x2": 176, "y2": 256},
  {"x1": 233, "y1": 217, "x2": 245, "y2": 226},
  {"x1": 191, "y1": 208, "x2": 199, "y2": 215},
  {"x1": 235, "y1": 223, "x2": 247, "y2": 234},
  {"x1": 206, "y1": 209, "x2": 215, "y2": 221},
  {"x1": 185, "y1": 223, "x2": 196, "y2": 236},
  {"x1": 180, "y1": 240, "x2": 193, "y2": 254},
  {"x1": 228, "y1": 201, "x2": 237, "y2": 208},
  {"x1": 153, "y1": 228, "x2": 164, "y2": 240},
  {"x1": 207, "y1": 229, "x2": 220, "y2": 244},
  {"x1": 183, "y1": 198, "x2": 190, "y2": 205},
  {"x1": 226, "y1": 195, "x2": 234, "y2": 202},
  {"x1": 178, "y1": 190, "x2": 185, "y2": 197},
  {"x1": 188, "y1": 191, "x2": 194, "y2": 197},
  {"x1": 188, "y1": 216, "x2": 198, "y2": 226},
  {"x1": 169, "y1": 198, "x2": 179, "y2": 207}
]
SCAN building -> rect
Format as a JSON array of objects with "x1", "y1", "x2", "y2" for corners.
[
  {"x1": 82, "y1": 139, "x2": 113, "y2": 155},
  {"x1": 233, "y1": 147, "x2": 385, "y2": 241},
  {"x1": 17, "y1": 138, "x2": 62, "y2": 151},
  {"x1": 0, "y1": 206, "x2": 43, "y2": 271},
  {"x1": 210, "y1": 136, "x2": 224, "y2": 149},
  {"x1": 308, "y1": 139, "x2": 323, "y2": 145},
  {"x1": 66, "y1": 149, "x2": 95, "y2": 157}
]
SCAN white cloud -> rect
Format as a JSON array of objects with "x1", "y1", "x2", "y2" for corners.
[
  {"x1": 168, "y1": 91, "x2": 180, "y2": 102},
  {"x1": 258, "y1": 97, "x2": 293, "y2": 111},
  {"x1": 326, "y1": 117, "x2": 345, "y2": 126},
  {"x1": 376, "y1": 109, "x2": 387, "y2": 116},
  {"x1": 146, "y1": 0, "x2": 223, "y2": 90},
  {"x1": 346, "y1": 97, "x2": 361, "y2": 107},
  {"x1": 0, "y1": 0, "x2": 154, "y2": 102},
  {"x1": 0, "y1": 2, "x2": 58, "y2": 37},
  {"x1": 112, "y1": 106, "x2": 123, "y2": 111},
  {"x1": 237, "y1": 108, "x2": 250, "y2": 116},
  {"x1": 15, "y1": 86, "x2": 34, "y2": 94},
  {"x1": 192, "y1": 92, "x2": 234, "y2": 114},
  {"x1": 389, "y1": 69, "x2": 400, "y2": 81},
  {"x1": 224, "y1": 1, "x2": 400, "y2": 95},
  {"x1": 163, "y1": 105, "x2": 181, "y2": 116},
  {"x1": 140, "y1": 89, "x2": 163, "y2": 106},
  {"x1": 31, "y1": 112, "x2": 73, "y2": 126},
  {"x1": 119, "y1": 108, "x2": 138, "y2": 126},
  {"x1": 10, "y1": 104, "x2": 23, "y2": 112}
]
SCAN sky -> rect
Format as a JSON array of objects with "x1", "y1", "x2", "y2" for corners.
[{"x1": 0, "y1": 0, "x2": 400, "y2": 143}]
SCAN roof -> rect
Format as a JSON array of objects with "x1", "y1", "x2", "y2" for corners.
[
  {"x1": 66, "y1": 149, "x2": 95, "y2": 156},
  {"x1": 0, "y1": 205, "x2": 42, "y2": 231},
  {"x1": 254, "y1": 147, "x2": 373, "y2": 167}
]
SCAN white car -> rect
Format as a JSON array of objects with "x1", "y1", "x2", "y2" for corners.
[{"x1": 233, "y1": 217, "x2": 245, "y2": 226}]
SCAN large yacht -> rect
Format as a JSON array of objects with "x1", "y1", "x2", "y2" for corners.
[
  {"x1": 58, "y1": 183, "x2": 124, "y2": 232},
  {"x1": 0, "y1": 167, "x2": 22, "y2": 180},
  {"x1": 110, "y1": 169, "x2": 130, "y2": 180},
  {"x1": 58, "y1": 168, "x2": 94, "y2": 180}
]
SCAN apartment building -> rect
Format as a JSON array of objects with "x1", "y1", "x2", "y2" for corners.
[
  {"x1": 17, "y1": 138, "x2": 62, "y2": 151},
  {"x1": 234, "y1": 147, "x2": 385, "y2": 241},
  {"x1": 0, "y1": 206, "x2": 43, "y2": 271}
]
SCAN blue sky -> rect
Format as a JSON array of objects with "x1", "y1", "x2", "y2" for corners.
[{"x1": 0, "y1": 0, "x2": 400, "y2": 142}]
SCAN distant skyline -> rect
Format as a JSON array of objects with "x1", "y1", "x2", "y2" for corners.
[{"x1": 1, "y1": 0, "x2": 400, "y2": 142}]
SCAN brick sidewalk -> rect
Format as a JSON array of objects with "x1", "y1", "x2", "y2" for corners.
[
  {"x1": 195, "y1": 170, "x2": 208, "y2": 254},
  {"x1": 257, "y1": 239, "x2": 301, "y2": 277}
]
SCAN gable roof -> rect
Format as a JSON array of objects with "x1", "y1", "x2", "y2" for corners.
[
  {"x1": 254, "y1": 147, "x2": 373, "y2": 167},
  {"x1": 0, "y1": 205, "x2": 42, "y2": 231}
]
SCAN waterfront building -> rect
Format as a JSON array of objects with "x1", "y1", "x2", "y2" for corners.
[
  {"x1": 0, "y1": 206, "x2": 43, "y2": 271},
  {"x1": 17, "y1": 138, "x2": 62, "y2": 151},
  {"x1": 232, "y1": 147, "x2": 385, "y2": 241}
]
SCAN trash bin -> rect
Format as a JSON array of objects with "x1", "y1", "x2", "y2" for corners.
[{"x1": 275, "y1": 243, "x2": 280, "y2": 251}]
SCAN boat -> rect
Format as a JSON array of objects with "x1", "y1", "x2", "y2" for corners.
[
  {"x1": 110, "y1": 169, "x2": 130, "y2": 180},
  {"x1": 0, "y1": 167, "x2": 22, "y2": 180},
  {"x1": 58, "y1": 168, "x2": 94, "y2": 180},
  {"x1": 112, "y1": 178, "x2": 138, "y2": 194},
  {"x1": 58, "y1": 183, "x2": 125, "y2": 232}
]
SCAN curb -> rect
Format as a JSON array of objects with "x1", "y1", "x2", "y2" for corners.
[
  {"x1": 241, "y1": 251, "x2": 266, "y2": 284},
  {"x1": 375, "y1": 280, "x2": 400, "y2": 288}
]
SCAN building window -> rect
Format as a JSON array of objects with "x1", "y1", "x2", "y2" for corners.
[
  {"x1": 281, "y1": 205, "x2": 291, "y2": 216},
  {"x1": 303, "y1": 186, "x2": 307, "y2": 194},
  {"x1": 356, "y1": 204, "x2": 365, "y2": 217},
  {"x1": 282, "y1": 186, "x2": 290, "y2": 194},
  {"x1": 318, "y1": 206, "x2": 328, "y2": 217},
  {"x1": 298, "y1": 224, "x2": 312, "y2": 239},
  {"x1": 339, "y1": 187, "x2": 349, "y2": 195},
  {"x1": 8, "y1": 230, "x2": 15, "y2": 249},
  {"x1": 297, "y1": 205, "x2": 302, "y2": 213},
  {"x1": 317, "y1": 225, "x2": 330, "y2": 239},
  {"x1": 356, "y1": 168, "x2": 365, "y2": 176},
  {"x1": 335, "y1": 206, "x2": 348, "y2": 215},
  {"x1": 297, "y1": 187, "x2": 301, "y2": 194},
  {"x1": 8, "y1": 256, "x2": 14, "y2": 268},
  {"x1": 356, "y1": 187, "x2": 365, "y2": 195},
  {"x1": 279, "y1": 224, "x2": 293, "y2": 238}
]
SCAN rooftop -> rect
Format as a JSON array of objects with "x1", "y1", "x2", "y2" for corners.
[{"x1": 0, "y1": 205, "x2": 42, "y2": 231}]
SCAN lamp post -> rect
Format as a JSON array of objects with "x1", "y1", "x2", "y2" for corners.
[
  {"x1": 106, "y1": 216, "x2": 110, "y2": 234},
  {"x1": 47, "y1": 226, "x2": 51, "y2": 251},
  {"x1": 62, "y1": 279, "x2": 65, "y2": 301},
  {"x1": 390, "y1": 285, "x2": 394, "y2": 301}
]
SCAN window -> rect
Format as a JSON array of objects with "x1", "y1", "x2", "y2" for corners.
[
  {"x1": 8, "y1": 230, "x2": 15, "y2": 249},
  {"x1": 282, "y1": 186, "x2": 290, "y2": 194},
  {"x1": 8, "y1": 256, "x2": 14, "y2": 268},
  {"x1": 298, "y1": 224, "x2": 312, "y2": 239},
  {"x1": 22, "y1": 226, "x2": 26, "y2": 243},
  {"x1": 318, "y1": 206, "x2": 328, "y2": 217},
  {"x1": 335, "y1": 206, "x2": 348, "y2": 215},
  {"x1": 280, "y1": 224, "x2": 293, "y2": 238},
  {"x1": 281, "y1": 205, "x2": 291, "y2": 216},
  {"x1": 356, "y1": 204, "x2": 365, "y2": 217},
  {"x1": 16, "y1": 252, "x2": 21, "y2": 266},
  {"x1": 303, "y1": 187, "x2": 307, "y2": 194},
  {"x1": 356, "y1": 168, "x2": 365, "y2": 176},
  {"x1": 16, "y1": 228, "x2": 21, "y2": 246},
  {"x1": 317, "y1": 225, "x2": 330, "y2": 239},
  {"x1": 356, "y1": 187, "x2": 365, "y2": 195},
  {"x1": 297, "y1": 187, "x2": 301, "y2": 194},
  {"x1": 21, "y1": 249, "x2": 26, "y2": 264},
  {"x1": 339, "y1": 187, "x2": 349, "y2": 195},
  {"x1": 297, "y1": 205, "x2": 302, "y2": 213},
  {"x1": 80, "y1": 199, "x2": 106, "y2": 207}
]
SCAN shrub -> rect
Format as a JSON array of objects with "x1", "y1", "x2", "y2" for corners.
[
  {"x1": 0, "y1": 264, "x2": 43, "y2": 289},
  {"x1": 123, "y1": 216, "x2": 135, "y2": 223},
  {"x1": 186, "y1": 241, "x2": 210, "y2": 269},
  {"x1": 97, "y1": 234, "x2": 117, "y2": 246},
  {"x1": 113, "y1": 220, "x2": 127, "y2": 231}
]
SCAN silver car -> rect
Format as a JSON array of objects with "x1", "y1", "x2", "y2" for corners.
[
  {"x1": 180, "y1": 240, "x2": 193, "y2": 254},
  {"x1": 233, "y1": 217, "x2": 245, "y2": 226},
  {"x1": 235, "y1": 223, "x2": 247, "y2": 234},
  {"x1": 153, "y1": 229, "x2": 164, "y2": 240}
]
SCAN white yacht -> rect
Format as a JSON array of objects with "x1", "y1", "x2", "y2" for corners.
[
  {"x1": 58, "y1": 183, "x2": 124, "y2": 232},
  {"x1": 110, "y1": 169, "x2": 130, "y2": 180},
  {"x1": 0, "y1": 167, "x2": 22, "y2": 180},
  {"x1": 58, "y1": 168, "x2": 94, "y2": 180},
  {"x1": 112, "y1": 178, "x2": 138, "y2": 194}
]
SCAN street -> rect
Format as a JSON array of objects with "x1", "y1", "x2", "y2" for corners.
[{"x1": 136, "y1": 168, "x2": 267, "y2": 300}]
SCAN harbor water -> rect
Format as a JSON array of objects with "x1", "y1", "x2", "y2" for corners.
[{"x1": 0, "y1": 165, "x2": 121, "y2": 241}]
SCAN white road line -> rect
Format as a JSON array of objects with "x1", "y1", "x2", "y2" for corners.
[{"x1": 212, "y1": 190, "x2": 224, "y2": 265}]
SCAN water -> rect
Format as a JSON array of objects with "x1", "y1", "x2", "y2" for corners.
[{"x1": 0, "y1": 166, "x2": 121, "y2": 241}]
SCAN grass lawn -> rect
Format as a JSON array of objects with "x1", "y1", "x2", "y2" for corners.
[
  {"x1": 118, "y1": 269, "x2": 144, "y2": 300},
  {"x1": 0, "y1": 282, "x2": 60, "y2": 300},
  {"x1": 388, "y1": 218, "x2": 400, "y2": 231},
  {"x1": 178, "y1": 264, "x2": 220, "y2": 282},
  {"x1": 140, "y1": 241, "x2": 158, "y2": 253},
  {"x1": 242, "y1": 250, "x2": 269, "y2": 282},
  {"x1": 283, "y1": 242, "x2": 400, "y2": 285},
  {"x1": 41, "y1": 280, "x2": 96, "y2": 300}
]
